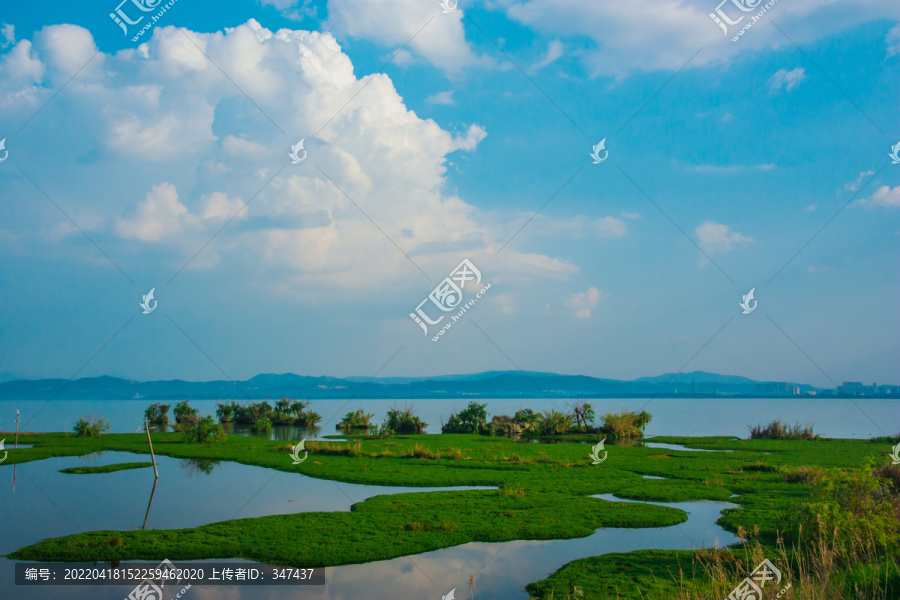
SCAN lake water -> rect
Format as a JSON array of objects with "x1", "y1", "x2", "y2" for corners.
[
  {"x1": 1, "y1": 396, "x2": 898, "y2": 439},
  {"x1": 0, "y1": 450, "x2": 737, "y2": 600}
]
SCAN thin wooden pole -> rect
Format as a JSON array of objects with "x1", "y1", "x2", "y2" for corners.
[
  {"x1": 142, "y1": 477, "x2": 158, "y2": 530},
  {"x1": 144, "y1": 418, "x2": 159, "y2": 479},
  {"x1": 15, "y1": 409, "x2": 19, "y2": 448}
]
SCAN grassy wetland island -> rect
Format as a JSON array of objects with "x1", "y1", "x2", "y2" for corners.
[{"x1": 3, "y1": 401, "x2": 900, "y2": 599}]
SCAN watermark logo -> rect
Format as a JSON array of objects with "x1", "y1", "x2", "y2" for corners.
[
  {"x1": 589, "y1": 139, "x2": 608, "y2": 164},
  {"x1": 889, "y1": 141, "x2": 900, "y2": 165},
  {"x1": 110, "y1": 0, "x2": 180, "y2": 42},
  {"x1": 140, "y1": 288, "x2": 157, "y2": 314},
  {"x1": 0, "y1": 138, "x2": 7, "y2": 164},
  {"x1": 709, "y1": 0, "x2": 758, "y2": 34},
  {"x1": 126, "y1": 558, "x2": 191, "y2": 600},
  {"x1": 726, "y1": 558, "x2": 790, "y2": 600},
  {"x1": 291, "y1": 439, "x2": 308, "y2": 465},
  {"x1": 289, "y1": 138, "x2": 307, "y2": 164},
  {"x1": 409, "y1": 259, "x2": 491, "y2": 342},
  {"x1": 0, "y1": 439, "x2": 6, "y2": 464},
  {"x1": 439, "y1": 0, "x2": 457, "y2": 13},
  {"x1": 739, "y1": 288, "x2": 757, "y2": 314},
  {"x1": 710, "y1": 0, "x2": 779, "y2": 41},
  {"x1": 589, "y1": 439, "x2": 607, "y2": 465},
  {"x1": 442, "y1": 589, "x2": 456, "y2": 600},
  {"x1": 890, "y1": 442, "x2": 900, "y2": 465},
  {"x1": 110, "y1": 0, "x2": 161, "y2": 35}
]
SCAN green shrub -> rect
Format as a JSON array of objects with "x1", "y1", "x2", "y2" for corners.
[
  {"x1": 337, "y1": 409, "x2": 375, "y2": 430},
  {"x1": 215, "y1": 401, "x2": 235, "y2": 423},
  {"x1": 182, "y1": 415, "x2": 226, "y2": 443},
  {"x1": 73, "y1": 416, "x2": 110, "y2": 438},
  {"x1": 792, "y1": 461, "x2": 900, "y2": 562},
  {"x1": 782, "y1": 465, "x2": 825, "y2": 484},
  {"x1": 635, "y1": 409, "x2": 653, "y2": 432},
  {"x1": 514, "y1": 408, "x2": 540, "y2": 425},
  {"x1": 174, "y1": 400, "x2": 199, "y2": 425},
  {"x1": 386, "y1": 404, "x2": 428, "y2": 433},
  {"x1": 376, "y1": 422, "x2": 394, "y2": 438},
  {"x1": 442, "y1": 402, "x2": 488, "y2": 433},
  {"x1": 598, "y1": 410, "x2": 649, "y2": 439},
  {"x1": 298, "y1": 409, "x2": 322, "y2": 428},
  {"x1": 749, "y1": 420, "x2": 816, "y2": 440},
  {"x1": 540, "y1": 409, "x2": 575, "y2": 435},
  {"x1": 144, "y1": 402, "x2": 171, "y2": 425},
  {"x1": 254, "y1": 417, "x2": 273, "y2": 432},
  {"x1": 571, "y1": 402, "x2": 595, "y2": 431}
]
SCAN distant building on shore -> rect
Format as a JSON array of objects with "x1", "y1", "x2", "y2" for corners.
[
  {"x1": 836, "y1": 381, "x2": 897, "y2": 396},
  {"x1": 839, "y1": 381, "x2": 863, "y2": 395},
  {"x1": 754, "y1": 382, "x2": 800, "y2": 396}
]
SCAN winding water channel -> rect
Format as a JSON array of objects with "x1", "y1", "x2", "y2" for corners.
[{"x1": 0, "y1": 450, "x2": 740, "y2": 600}]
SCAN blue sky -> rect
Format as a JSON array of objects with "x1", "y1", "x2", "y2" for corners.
[{"x1": 0, "y1": 0, "x2": 897, "y2": 386}]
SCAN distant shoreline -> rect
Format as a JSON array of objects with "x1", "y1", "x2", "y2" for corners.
[
  {"x1": 1, "y1": 394, "x2": 897, "y2": 401},
  {"x1": 1, "y1": 370, "x2": 895, "y2": 402}
]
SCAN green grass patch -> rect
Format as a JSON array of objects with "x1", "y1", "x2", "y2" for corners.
[
  {"x1": 2, "y1": 428, "x2": 897, "y2": 599},
  {"x1": 58, "y1": 462, "x2": 154, "y2": 475}
]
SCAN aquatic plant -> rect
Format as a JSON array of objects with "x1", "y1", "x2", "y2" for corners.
[
  {"x1": 539, "y1": 409, "x2": 575, "y2": 434},
  {"x1": 73, "y1": 416, "x2": 110, "y2": 438},
  {"x1": 385, "y1": 404, "x2": 428, "y2": 433},
  {"x1": 635, "y1": 410, "x2": 653, "y2": 433},
  {"x1": 375, "y1": 422, "x2": 394, "y2": 438},
  {"x1": 337, "y1": 409, "x2": 375, "y2": 430},
  {"x1": 182, "y1": 415, "x2": 226, "y2": 443},
  {"x1": 514, "y1": 408, "x2": 540, "y2": 425},
  {"x1": 442, "y1": 402, "x2": 488, "y2": 433},
  {"x1": 749, "y1": 420, "x2": 816, "y2": 440},
  {"x1": 298, "y1": 409, "x2": 322, "y2": 428},
  {"x1": 143, "y1": 402, "x2": 171, "y2": 425},
  {"x1": 598, "y1": 410, "x2": 647, "y2": 439},
  {"x1": 215, "y1": 401, "x2": 235, "y2": 423},
  {"x1": 571, "y1": 402, "x2": 595, "y2": 431},
  {"x1": 781, "y1": 464, "x2": 825, "y2": 484},
  {"x1": 275, "y1": 397, "x2": 290, "y2": 416},
  {"x1": 173, "y1": 400, "x2": 199, "y2": 425}
]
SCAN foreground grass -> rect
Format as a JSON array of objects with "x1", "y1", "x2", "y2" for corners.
[
  {"x1": 59, "y1": 461, "x2": 153, "y2": 475},
  {"x1": 3, "y1": 430, "x2": 898, "y2": 598}
]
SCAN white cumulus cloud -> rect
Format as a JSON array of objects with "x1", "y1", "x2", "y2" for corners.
[
  {"x1": 858, "y1": 185, "x2": 900, "y2": 208},
  {"x1": 565, "y1": 286, "x2": 604, "y2": 319},
  {"x1": 116, "y1": 183, "x2": 199, "y2": 242},
  {"x1": 695, "y1": 221, "x2": 753, "y2": 254},
  {"x1": 768, "y1": 67, "x2": 806, "y2": 93}
]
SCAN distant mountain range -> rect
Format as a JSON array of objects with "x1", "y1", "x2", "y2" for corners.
[{"x1": 0, "y1": 371, "x2": 894, "y2": 400}]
